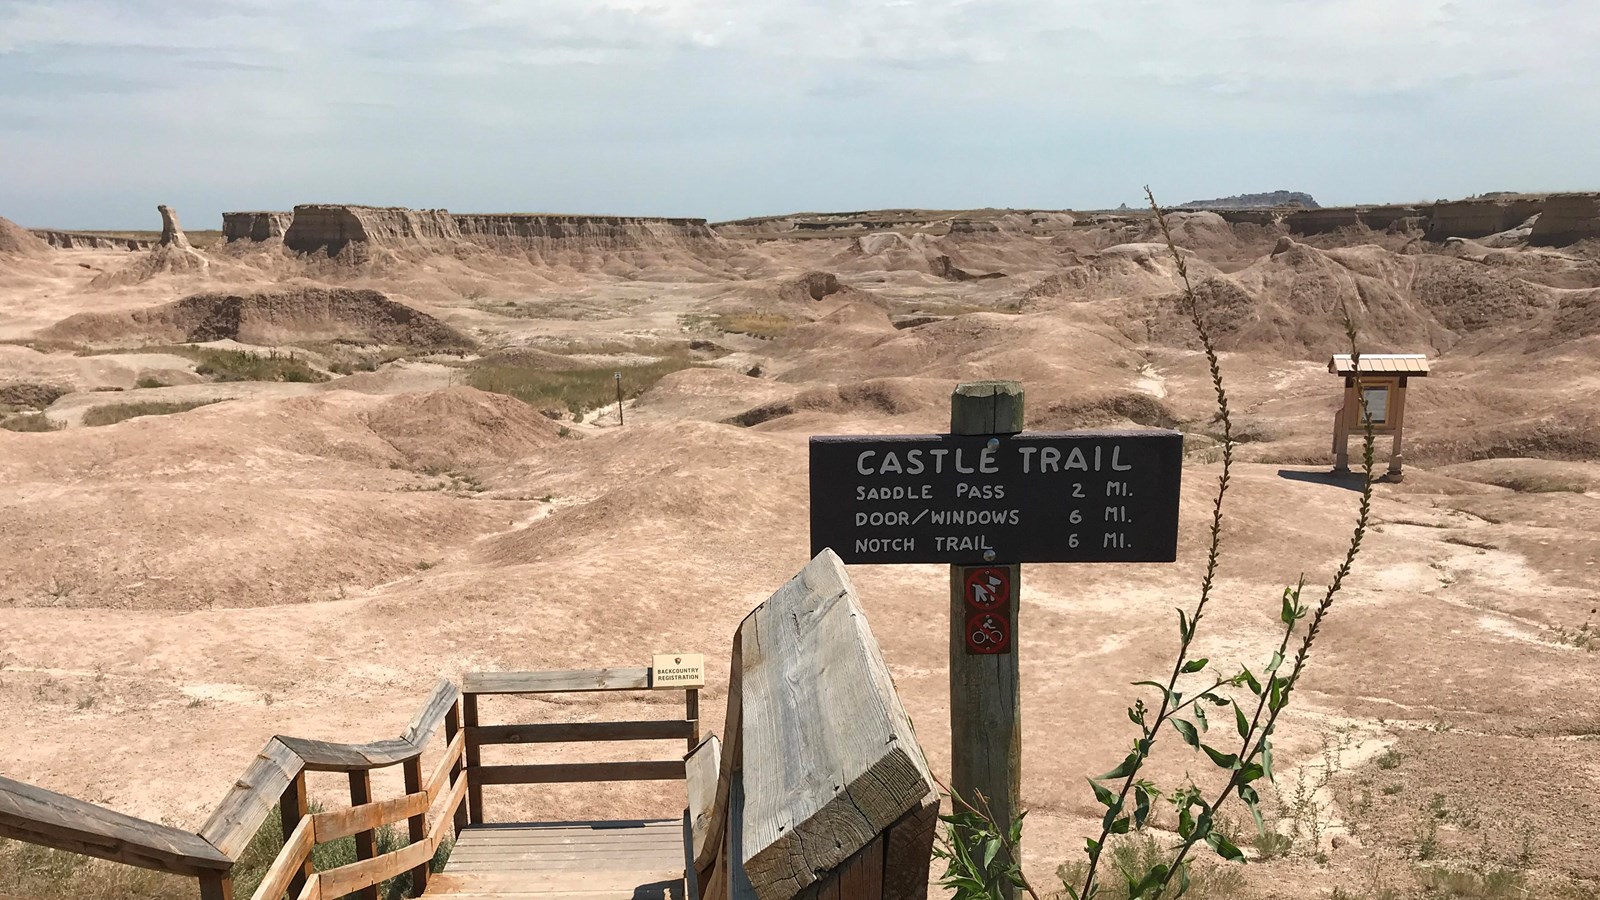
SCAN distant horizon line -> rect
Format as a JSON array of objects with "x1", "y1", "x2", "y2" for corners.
[{"x1": 16, "y1": 188, "x2": 1598, "y2": 233}]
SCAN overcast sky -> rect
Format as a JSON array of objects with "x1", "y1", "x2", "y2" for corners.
[{"x1": 2, "y1": 0, "x2": 1597, "y2": 229}]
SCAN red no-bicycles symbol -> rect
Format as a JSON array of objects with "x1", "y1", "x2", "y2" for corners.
[{"x1": 965, "y1": 611, "x2": 1011, "y2": 654}]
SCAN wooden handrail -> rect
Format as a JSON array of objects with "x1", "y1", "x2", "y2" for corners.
[
  {"x1": 463, "y1": 667, "x2": 653, "y2": 694},
  {"x1": 0, "y1": 677, "x2": 466, "y2": 898},
  {"x1": 0, "y1": 774, "x2": 232, "y2": 876},
  {"x1": 200, "y1": 738, "x2": 304, "y2": 860}
]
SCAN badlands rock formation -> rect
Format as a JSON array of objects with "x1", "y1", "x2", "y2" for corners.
[
  {"x1": 43, "y1": 286, "x2": 472, "y2": 348},
  {"x1": 283, "y1": 205, "x2": 462, "y2": 253},
  {"x1": 0, "y1": 216, "x2": 51, "y2": 257},
  {"x1": 222, "y1": 211, "x2": 291, "y2": 242},
  {"x1": 28, "y1": 230, "x2": 152, "y2": 251},
  {"x1": 158, "y1": 204, "x2": 191, "y2": 249},
  {"x1": 1531, "y1": 193, "x2": 1600, "y2": 245}
]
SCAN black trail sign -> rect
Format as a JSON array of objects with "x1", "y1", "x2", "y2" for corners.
[{"x1": 810, "y1": 430, "x2": 1184, "y2": 565}]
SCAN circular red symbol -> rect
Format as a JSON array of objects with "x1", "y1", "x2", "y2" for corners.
[
  {"x1": 963, "y1": 567, "x2": 1010, "y2": 611},
  {"x1": 965, "y1": 611, "x2": 1011, "y2": 654}
]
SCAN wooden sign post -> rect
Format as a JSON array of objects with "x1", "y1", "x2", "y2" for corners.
[
  {"x1": 949, "y1": 381, "x2": 1024, "y2": 883},
  {"x1": 808, "y1": 379, "x2": 1185, "y2": 897}
]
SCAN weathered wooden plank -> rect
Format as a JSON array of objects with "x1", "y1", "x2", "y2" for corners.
[
  {"x1": 462, "y1": 669, "x2": 652, "y2": 695},
  {"x1": 200, "y1": 873, "x2": 236, "y2": 900},
  {"x1": 312, "y1": 789, "x2": 428, "y2": 844},
  {"x1": 317, "y1": 835, "x2": 434, "y2": 898},
  {"x1": 683, "y1": 809, "x2": 699, "y2": 900},
  {"x1": 0, "y1": 775, "x2": 232, "y2": 876},
  {"x1": 404, "y1": 756, "x2": 431, "y2": 894},
  {"x1": 293, "y1": 872, "x2": 321, "y2": 900},
  {"x1": 402, "y1": 678, "x2": 464, "y2": 746},
  {"x1": 468, "y1": 720, "x2": 696, "y2": 746},
  {"x1": 463, "y1": 693, "x2": 484, "y2": 825},
  {"x1": 696, "y1": 636, "x2": 743, "y2": 880},
  {"x1": 736, "y1": 550, "x2": 938, "y2": 899},
  {"x1": 349, "y1": 770, "x2": 380, "y2": 900},
  {"x1": 447, "y1": 830, "x2": 682, "y2": 850},
  {"x1": 249, "y1": 814, "x2": 314, "y2": 900},
  {"x1": 279, "y1": 771, "x2": 311, "y2": 897},
  {"x1": 879, "y1": 795, "x2": 939, "y2": 900},
  {"x1": 685, "y1": 735, "x2": 722, "y2": 870},
  {"x1": 473, "y1": 761, "x2": 686, "y2": 785},
  {"x1": 815, "y1": 833, "x2": 884, "y2": 900},
  {"x1": 443, "y1": 699, "x2": 468, "y2": 837},
  {"x1": 685, "y1": 690, "x2": 700, "y2": 752},
  {"x1": 275, "y1": 736, "x2": 419, "y2": 772},
  {"x1": 427, "y1": 731, "x2": 467, "y2": 803},
  {"x1": 433, "y1": 770, "x2": 469, "y2": 851},
  {"x1": 200, "y1": 737, "x2": 305, "y2": 860},
  {"x1": 425, "y1": 870, "x2": 687, "y2": 892},
  {"x1": 949, "y1": 383, "x2": 1023, "y2": 900},
  {"x1": 724, "y1": 768, "x2": 756, "y2": 900}
]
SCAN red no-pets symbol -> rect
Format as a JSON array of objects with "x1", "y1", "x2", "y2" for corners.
[
  {"x1": 965, "y1": 611, "x2": 1011, "y2": 654},
  {"x1": 964, "y1": 567, "x2": 1010, "y2": 611}
]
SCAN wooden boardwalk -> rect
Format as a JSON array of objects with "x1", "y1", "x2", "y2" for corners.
[
  {"x1": 0, "y1": 552, "x2": 939, "y2": 900},
  {"x1": 424, "y1": 820, "x2": 686, "y2": 899}
]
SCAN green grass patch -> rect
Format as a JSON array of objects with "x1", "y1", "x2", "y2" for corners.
[
  {"x1": 1056, "y1": 833, "x2": 1244, "y2": 899},
  {"x1": 82, "y1": 400, "x2": 220, "y2": 427},
  {"x1": 0, "y1": 839, "x2": 192, "y2": 900},
  {"x1": 467, "y1": 356, "x2": 693, "y2": 416},
  {"x1": 1, "y1": 412, "x2": 60, "y2": 432},
  {"x1": 229, "y1": 803, "x2": 451, "y2": 899},
  {"x1": 182, "y1": 348, "x2": 328, "y2": 383},
  {"x1": 685, "y1": 312, "x2": 800, "y2": 340}
]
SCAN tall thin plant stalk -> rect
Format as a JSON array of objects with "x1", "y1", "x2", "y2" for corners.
[{"x1": 938, "y1": 188, "x2": 1380, "y2": 900}]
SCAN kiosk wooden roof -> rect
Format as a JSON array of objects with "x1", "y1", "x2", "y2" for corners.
[{"x1": 1328, "y1": 353, "x2": 1430, "y2": 376}]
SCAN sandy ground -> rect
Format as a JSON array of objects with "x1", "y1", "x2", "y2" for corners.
[{"x1": 2, "y1": 216, "x2": 1598, "y2": 898}]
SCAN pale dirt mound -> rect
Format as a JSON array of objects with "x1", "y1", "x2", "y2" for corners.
[
  {"x1": 1028, "y1": 243, "x2": 1223, "y2": 305},
  {"x1": 1411, "y1": 406, "x2": 1600, "y2": 465},
  {"x1": 474, "y1": 421, "x2": 804, "y2": 569},
  {"x1": 1434, "y1": 458, "x2": 1600, "y2": 493},
  {"x1": 1200, "y1": 241, "x2": 1443, "y2": 354},
  {"x1": 0, "y1": 481, "x2": 523, "y2": 611},
  {"x1": 1025, "y1": 391, "x2": 1180, "y2": 431},
  {"x1": 770, "y1": 297, "x2": 899, "y2": 356},
  {"x1": 776, "y1": 306, "x2": 1143, "y2": 390},
  {"x1": 88, "y1": 243, "x2": 211, "y2": 288},
  {"x1": 0, "y1": 388, "x2": 559, "y2": 485},
  {"x1": 725, "y1": 378, "x2": 939, "y2": 427},
  {"x1": 1542, "y1": 289, "x2": 1600, "y2": 346},
  {"x1": 777, "y1": 271, "x2": 842, "y2": 302},
  {"x1": 1409, "y1": 255, "x2": 1551, "y2": 333},
  {"x1": 42, "y1": 287, "x2": 471, "y2": 349},
  {"x1": 0, "y1": 387, "x2": 561, "y2": 610},
  {"x1": 0, "y1": 215, "x2": 50, "y2": 258},
  {"x1": 1130, "y1": 211, "x2": 1246, "y2": 255},
  {"x1": 360, "y1": 386, "x2": 566, "y2": 471},
  {"x1": 930, "y1": 255, "x2": 1005, "y2": 281}
]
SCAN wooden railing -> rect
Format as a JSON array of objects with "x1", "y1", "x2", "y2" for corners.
[
  {"x1": 460, "y1": 666, "x2": 701, "y2": 824},
  {"x1": 1, "y1": 552, "x2": 939, "y2": 900},
  {"x1": 687, "y1": 550, "x2": 940, "y2": 900},
  {"x1": 0, "y1": 678, "x2": 465, "y2": 899}
]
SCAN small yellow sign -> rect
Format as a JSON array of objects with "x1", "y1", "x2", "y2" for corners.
[{"x1": 651, "y1": 653, "x2": 706, "y2": 689}]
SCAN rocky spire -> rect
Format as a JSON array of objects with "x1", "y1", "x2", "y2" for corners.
[{"x1": 158, "y1": 204, "x2": 191, "y2": 249}]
